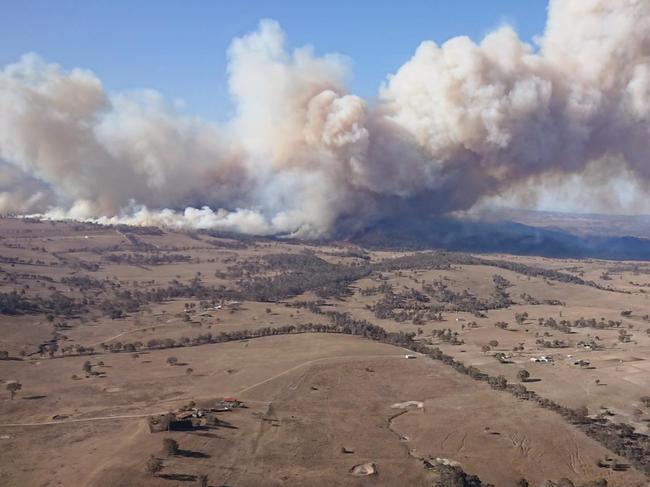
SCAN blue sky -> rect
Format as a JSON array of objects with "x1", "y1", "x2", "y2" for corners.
[{"x1": 0, "y1": 1, "x2": 548, "y2": 122}]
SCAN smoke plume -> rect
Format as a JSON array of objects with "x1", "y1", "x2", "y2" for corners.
[{"x1": 1, "y1": 0, "x2": 650, "y2": 236}]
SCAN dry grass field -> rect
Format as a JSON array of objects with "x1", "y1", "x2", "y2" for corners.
[{"x1": 1, "y1": 217, "x2": 650, "y2": 486}]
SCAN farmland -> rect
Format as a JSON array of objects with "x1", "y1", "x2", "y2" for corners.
[{"x1": 1, "y1": 218, "x2": 650, "y2": 486}]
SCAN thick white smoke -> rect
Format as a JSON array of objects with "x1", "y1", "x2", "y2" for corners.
[{"x1": 1, "y1": 0, "x2": 650, "y2": 236}]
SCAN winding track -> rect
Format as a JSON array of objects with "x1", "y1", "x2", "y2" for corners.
[
  {"x1": 89, "y1": 317, "x2": 180, "y2": 347},
  {"x1": 0, "y1": 351, "x2": 421, "y2": 428}
]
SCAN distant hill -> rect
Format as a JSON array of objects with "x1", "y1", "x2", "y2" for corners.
[
  {"x1": 475, "y1": 208, "x2": 650, "y2": 240},
  {"x1": 349, "y1": 215, "x2": 650, "y2": 261}
]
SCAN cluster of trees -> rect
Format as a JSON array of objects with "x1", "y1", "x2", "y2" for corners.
[
  {"x1": 515, "y1": 312, "x2": 529, "y2": 325},
  {"x1": 92, "y1": 252, "x2": 375, "y2": 313},
  {"x1": 370, "y1": 251, "x2": 459, "y2": 272},
  {"x1": 519, "y1": 293, "x2": 565, "y2": 306},
  {"x1": 237, "y1": 253, "x2": 370, "y2": 301},
  {"x1": 536, "y1": 317, "x2": 573, "y2": 334},
  {"x1": 31, "y1": 339, "x2": 97, "y2": 359},
  {"x1": 215, "y1": 258, "x2": 264, "y2": 279},
  {"x1": 55, "y1": 344, "x2": 95, "y2": 357},
  {"x1": 113, "y1": 224, "x2": 164, "y2": 236},
  {"x1": 97, "y1": 276, "x2": 238, "y2": 318},
  {"x1": 607, "y1": 263, "x2": 650, "y2": 275},
  {"x1": 0, "y1": 290, "x2": 82, "y2": 316},
  {"x1": 490, "y1": 275, "x2": 513, "y2": 308},
  {"x1": 203, "y1": 235, "x2": 250, "y2": 250},
  {"x1": 322, "y1": 248, "x2": 370, "y2": 261},
  {"x1": 68, "y1": 260, "x2": 100, "y2": 272},
  {"x1": 479, "y1": 258, "x2": 597, "y2": 287},
  {"x1": 42, "y1": 292, "x2": 80, "y2": 315},
  {"x1": 431, "y1": 328, "x2": 464, "y2": 345},
  {"x1": 492, "y1": 274, "x2": 512, "y2": 292},
  {"x1": 534, "y1": 316, "x2": 623, "y2": 335},
  {"x1": 0, "y1": 291, "x2": 38, "y2": 314},
  {"x1": 1, "y1": 271, "x2": 54, "y2": 285},
  {"x1": 629, "y1": 281, "x2": 650, "y2": 288},
  {"x1": 51, "y1": 252, "x2": 100, "y2": 272},
  {"x1": 0, "y1": 255, "x2": 48, "y2": 266},
  {"x1": 105, "y1": 252, "x2": 191, "y2": 266},
  {"x1": 61, "y1": 275, "x2": 109, "y2": 290},
  {"x1": 99, "y1": 341, "x2": 144, "y2": 353},
  {"x1": 541, "y1": 481, "x2": 608, "y2": 487},
  {"x1": 359, "y1": 282, "x2": 393, "y2": 297},
  {"x1": 286, "y1": 300, "x2": 325, "y2": 314},
  {"x1": 536, "y1": 338, "x2": 570, "y2": 349},
  {"x1": 572, "y1": 317, "x2": 623, "y2": 329},
  {"x1": 420, "y1": 277, "x2": 511, "y2": 313},
  {"x1": 120, "y1": 233, "x2": 158, "y2": 251},
  {"x1": 262, "y1": 252, "x2": 330, "y2": 271},
  {"x1": 85, "y1": 312, "x2": 422, "y2": 358},
  {"x1": 421, "y1": 281, "x2": 485, "y2": 312},
  {"x1": 370, "y1": 250, "x2": 599, "y2": 289},
  {"x1": 618, "y1": 329, "x2": 633, "y2": 343},
  {"x1": 371, "y1": 287, "x2": 443, "y2": 323}
]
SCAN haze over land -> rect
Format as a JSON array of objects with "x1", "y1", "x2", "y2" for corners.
[{"x1": 2, "y1": 0, "x2": 650, "y2": 237}]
